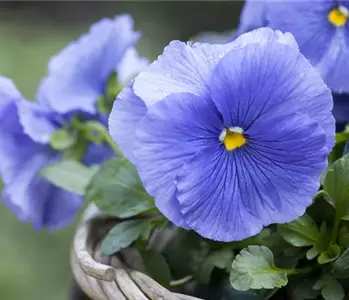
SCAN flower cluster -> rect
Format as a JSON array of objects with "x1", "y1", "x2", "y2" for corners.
[{"x1": 0, "y1": 15, "x2": 147, "y2": 229}]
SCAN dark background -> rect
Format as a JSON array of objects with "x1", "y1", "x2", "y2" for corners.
[{"x1": 0, "y1": 2, "x2": 243, "y2": 299}]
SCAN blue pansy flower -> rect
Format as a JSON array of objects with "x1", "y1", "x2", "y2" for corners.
[
  {"x1": 332, "y1": 93, "x2": 349, "y2": 130},
  {"x1": 109, "y1": 28, "x2": 335, "y2": 241},
  {"x1": 37, "y1": 14, "x2": 148, "y2": 116},
  {"x1": 237, "y1": 1, "x2": 349, "y2": 93},
  {"x1": 0, "y1": 77, "x2": 82, "y2": 230},
  {"x1": 235, "y1": 0, "x2": 268, "y2": 37}
]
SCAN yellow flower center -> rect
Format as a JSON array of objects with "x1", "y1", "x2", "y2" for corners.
[
  {"x1": 328, "y1": 5, "x2": 349, "y2": 27},
  {"x1": 219, "y1": 127, "x2": 247, "y2": 151}
]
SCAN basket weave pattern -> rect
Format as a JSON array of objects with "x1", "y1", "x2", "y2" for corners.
[{"x1": 71, "y1": 204, "x2": 202, "y2": 300}]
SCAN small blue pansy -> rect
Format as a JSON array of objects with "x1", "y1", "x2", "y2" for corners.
[
  {"x1": 0, "y1": 77, "x2": 83, "y2": 230},
  {"x1": 237, "y1": 0, "x2": 349, "y2": 93},
  {"x1": 109, "y1": 28, "x2": 335, "y2": 241},
  {"x1": 37, "y1": 14, "x2": 148, "y2": 115}
]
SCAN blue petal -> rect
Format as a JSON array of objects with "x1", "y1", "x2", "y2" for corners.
[
  {"x1": 209, "y1": 36, "x2": 334, "y2": 152},
  {"x1": 0, "y1": 92, "x2": 82, "y2": 229},
  {"x1": 39, "y1": 15, "x2": 140, "y2": 114},
  {"x1": 109, "y1": 84, "x2": 147, "y2": 163},
  {"x1": 236, "y1": 0, "x2": 268, "y2": 36},
  {"x1": 133, "y1": 41, "x2": 238, "y2": 107},
  {"x1": 17, "y1": 100, "x2": 58, "y2": 144},
  {"x1": 133, "y1": 92, "x2": 223, "y2": 227},
  {"x1": 83, "y1": 142, "x2": 114, "y2": 165},
  {"x1": 117, "y1": 48, "x2": 149, "y2": 86},
  {"x1": 176, "y1": 112, "x2": 327, "y2": 241},
  {"x1": 176, "y1": 143, "x2": 263, "y2": 241},
  {"x1": 267, "y1": 1, "x2": 349, "y2": 92}
]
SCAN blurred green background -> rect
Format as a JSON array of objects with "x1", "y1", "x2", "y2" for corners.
[{"x1": 0, "y1": 2, "x2": 242, "y2": 299}]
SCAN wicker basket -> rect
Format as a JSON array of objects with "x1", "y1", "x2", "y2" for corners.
[{"x1": 71, "y1": 203, "x2": 203, "y2": 300}]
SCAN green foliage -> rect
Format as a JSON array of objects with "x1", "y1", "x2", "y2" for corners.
[
  {"x1": 230, "y1": 246, "x2": 289, "y2": 291},
  {"x1": 49, "y1": 128, "x2": 76, "y2": 150},
  {"x1": 333, "y1": 248, "x2": 349, "y2": 278},
  {"x1": 101, "y1": 219, "x2": 155, "y2": 256},
  {"x1": 314, "y1": 274, "x2": 345, "y2": 300},
  {"x1": 141, "y1": 250, "x2": 172, "y2": 286},
  {"x1": 317, "y1": 244, "x2": 341, "y2": 264},
  {"x1": 196, "y1": 248, "x2": 234, "y2": 284},
  {"x1": 39, "y1": 160, "x2": 97, "y2": 195},
  {"x1": 323, "y1": 153, "x2": 349, "y2": 221},
  {"x1": 85, "y1": 158, "x2": 155, "y2": 218}
]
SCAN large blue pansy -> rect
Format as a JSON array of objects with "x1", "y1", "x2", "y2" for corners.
[
  {"x1": 109, "y1": 28, "x2": 335, "y2": 241},
  {"x1": 0, "y1": 77, "x2": 83, "y2": 230}
]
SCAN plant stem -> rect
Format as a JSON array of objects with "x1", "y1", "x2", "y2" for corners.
[
  {"x1": 169, "y1": 275, "x2": 194, "y2": 287},
  {"x1": 283, "y1": 266, "x2": 312, "y2": 275}
]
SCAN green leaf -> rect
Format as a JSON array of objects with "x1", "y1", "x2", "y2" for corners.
[
  {"x1": 333, "y1": 248, "x2": 349, "y2": 278},
  {"x1": 141, "y1": 250, "x2": 171, "y2": 286},
  {"x1": 321, "y1": 277, "x2": 345, "y2": 300},
  {"x1": 230, "y1": 246, "x2": 288, "y2": 291},
  {"x1": 338, "y1": 226, "x2": 349, "y2": 247},
  {"x1": 49, "y1": 128, "x2": 76, "y2": 150},
  {"x1": 197, "y1": 248, "x2": 234, "y2": 284},
  {"x1": 86, "y1": 159, "x2": 155, "y2": 218},
  {"x1": 323, "y1": 153, "x2": 349, "y2": 220},
  {"x1": 317, "y1": 244, "x2": 341, "y2": 264},
  {"x1": 101, "y1": 219, "x2": 153, "y2": 256},
  {"x1": 39, "y1": 160, "x2": 97, "y2": 195},
  {"x1": 278, "y1": 214, "x2": 320, "y2": 247}
]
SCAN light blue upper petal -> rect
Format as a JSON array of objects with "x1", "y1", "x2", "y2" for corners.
[
  {"x1": 133, "y1": 40, "x2": 238, "y2": 107},
  {"x1": 39, "y1": 14, "x2": 140, "y2": 114},
  {"x1": 133, "y1": 92, "x2": 223, "y2": 227},
  {"x1": 209, "y1": 35, "x2": 334, "y2": 152},
  {"x1": 109, "y1": 84, "x2": 147, "y2": 164}
]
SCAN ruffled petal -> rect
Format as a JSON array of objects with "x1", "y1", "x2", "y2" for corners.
[
  {"x1": 108, "y1": 84, "x2": 147, "y2": 163},
  {"x1": 17, "y1": 100, "x2": 58, "y2": 144},
  {"x1": 133, "y1": 40, "x2": 237, "y2": 107},
  {"x1": 209, "y1": 36, "x2": 334, "y2": 152},
  {"x1": 133, "y1": 92, "x2": 222, "y2": 226},
  {"x1": 40, "y1": 15, "x2": 140, "y2": 114}
]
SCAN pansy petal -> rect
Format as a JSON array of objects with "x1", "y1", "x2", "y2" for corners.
[
  {"x1": 133, "y1": 40, "x2": 238, "y2": 107},
  {"x1": 109, "y1": 84, "x2": 147, "y2": 163},
  {"x1": 177, "y1": 112, "x2": 327, "y2": 241},
  {"x1": 235, "y1": 0, "x2": 268, "y2": 36},
  {"x1": 267, "y1": 1, "x2": 334, "y2": 65},
  {"x1": 117, "y1": 48, "x2": 149, "y2": 86},
  {"x1": 17, "y1": 100, "x2": 58, "y2": 144},
  {"x1": 177, "y1": 143, "x2": 263, "y2": 241},
  {"x1": 244, "y1": 112, "x2": 327, "y2": 224},
  {"x1": 209, "y1": 38, "x2": 334, "y2": 152},
  {"x1": 41, "y1": 15, "x2": 140, "y2": 114},
  {"x1": 316, "y1": 29, "x2": 349, "y2": 93},
  {"x1": 133, "y1": 93, "x2": 223, "y2": 225}
]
